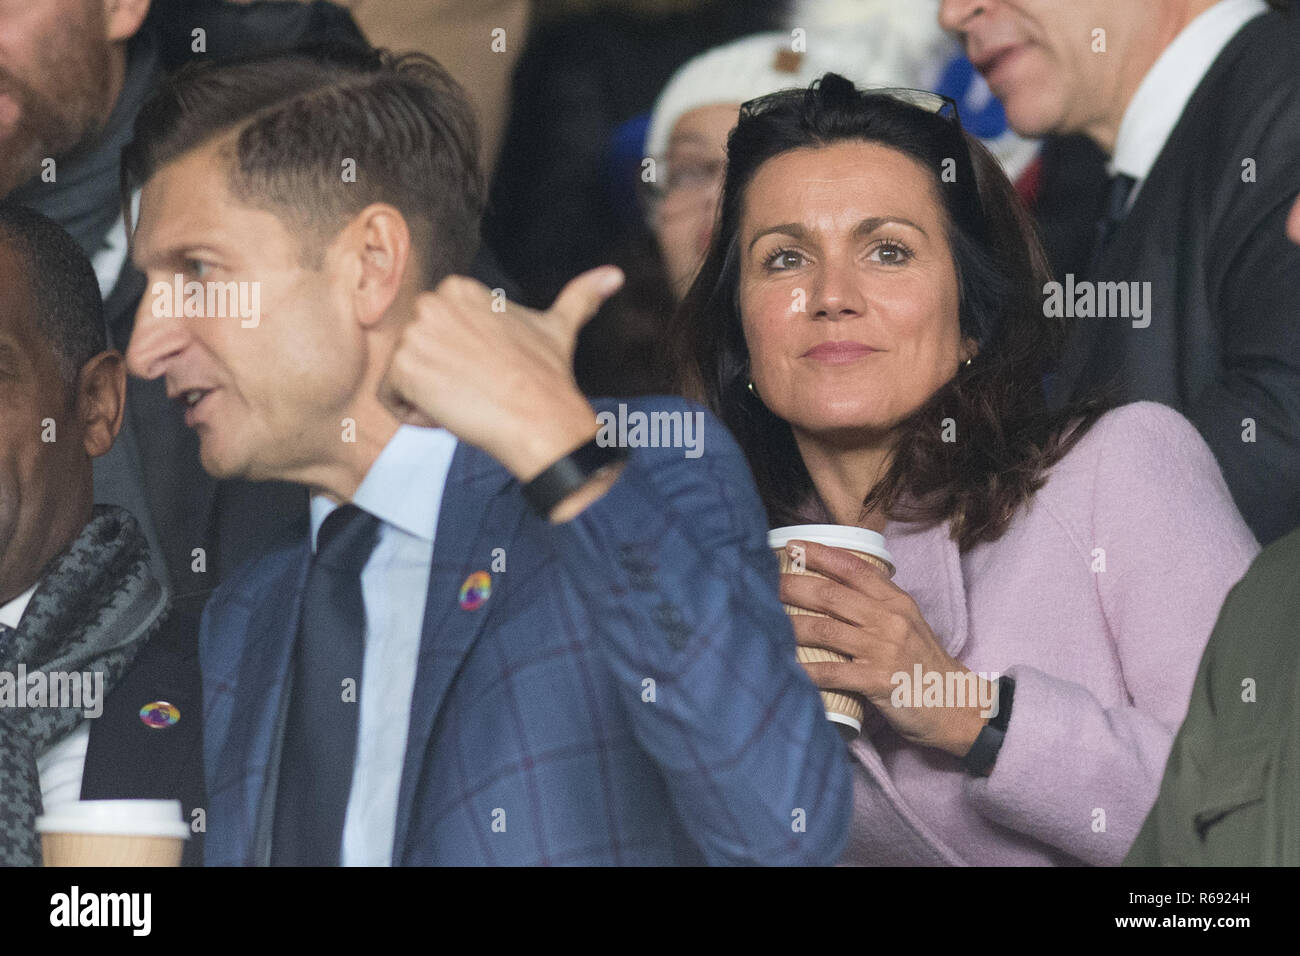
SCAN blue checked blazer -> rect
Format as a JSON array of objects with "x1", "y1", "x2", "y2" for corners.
[{"x1": 199, "y1": 397, "x2": 851, "y2": 865}]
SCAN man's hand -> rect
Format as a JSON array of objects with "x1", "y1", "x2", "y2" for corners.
[{"x1": 378, "y1": 266, "x2": 624, "y2": 482}]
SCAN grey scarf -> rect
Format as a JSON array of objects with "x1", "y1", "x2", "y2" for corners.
[{"x1": 0, "y1": 505, "x2": 167, "y2": 866}]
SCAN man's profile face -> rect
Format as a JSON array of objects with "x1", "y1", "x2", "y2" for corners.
[
  {"x1": 0, "y1": 244, "x2": 87, "y2": 602},
  {"x1": 0, "y1": 0, "x2": 115, "y2": 196},
  {"x1": 938, "y1": 0, "x2": 1156, "y2": 143},
  {"x1": 1288, "y1": 193, "x2": 1300, "y2": 246},
  {"x1": 126, "y1": 139, "x2": 370, "y2": 486}
]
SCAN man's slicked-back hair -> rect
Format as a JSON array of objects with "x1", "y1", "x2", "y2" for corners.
[
  {"x1": 0, "y1": 202, "x2": 107, "y2": 389},
  {"x1": 122, "y1": 46, "x2": 485, "y2": 287}
]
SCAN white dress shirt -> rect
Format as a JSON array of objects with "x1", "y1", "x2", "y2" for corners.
[
  {"x1": 0, "y1": 584, "x2": 90, "y2": 809},
  {"x1": 1110, "y1": 0, "x2": 1268, "y2": 206},
  {"x1": 308, "y1": 425, "x2": 459, "y2": 866},
  {"x1": 91, "y1": 192, "x2": 139, "y2": 298}
]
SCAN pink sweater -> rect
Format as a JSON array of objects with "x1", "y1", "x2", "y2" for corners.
[{"x1": 840, "y1": 402, "x2": 1259, "y2": 866}]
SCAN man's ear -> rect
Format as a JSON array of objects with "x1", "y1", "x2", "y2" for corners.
[
  {"x1": 103, "y1": 0, "x2": 151, "y2": 43},
  {"x1": 77, "y1": 350, "x2": 127, "y2": 458},
  {"x1": 346, "y1": 203, "x2": 414, "y2": 329}
]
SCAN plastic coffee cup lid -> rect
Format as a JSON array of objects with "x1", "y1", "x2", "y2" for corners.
[
  {"x1": 768, "y1": 524, "x2": 894, "y2": 575},
  {"x1": 826, "y1": 711, "x2": 863, "y2": 733},
  {"x1": 35, "y1": 799, "x2": 190, "y2": 839}
]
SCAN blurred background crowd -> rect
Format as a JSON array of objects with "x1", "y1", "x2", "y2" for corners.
[{"x1": 171, "y1": 0, "x2": 1104, "y2": 398}]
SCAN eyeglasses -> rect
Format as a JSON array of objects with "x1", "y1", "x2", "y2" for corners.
[
  {"x1": 642, "y1": 155, "x2": 733, "y2": 218},
  {"x1": 739, "y1": 85, "x2": 962, "y2": 127},
  {"x1": 640, "y1": 85, "x2": 963, "y2": 224}
]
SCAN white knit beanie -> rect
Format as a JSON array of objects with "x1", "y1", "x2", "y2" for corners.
[{"x1": 644, "y1": 29, "x2": 937, "y2": 160}]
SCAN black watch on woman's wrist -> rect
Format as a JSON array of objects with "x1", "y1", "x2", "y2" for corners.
[
  {"x1": 961, "y1": 675, "x2": 1016, "y2": 777},
  {"x1": 521, "y1": 437, "x2": 628, "y2": 517}
]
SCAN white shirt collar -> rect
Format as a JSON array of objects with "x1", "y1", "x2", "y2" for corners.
[
  {"x1": 92, "y1": 191, "x2": 140, "y2": 299},
  {"x1": 0, "y1": 583, "x2": 39, "y2": 630},
  {"x1": 1110, "y1": 0, "x2": 1268, "y2": 188},
  {"x1": 310, "y1": 425, "x2": 459, "y2": 550}
]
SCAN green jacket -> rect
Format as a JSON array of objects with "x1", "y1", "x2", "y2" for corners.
[{"x1": 1125, "y1": 526, "x2": 1300, "y2": 866}]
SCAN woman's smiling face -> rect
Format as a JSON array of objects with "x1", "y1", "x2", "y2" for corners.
[{"x1": 738, "y1": 140, "x2": 973, "y2": 444}]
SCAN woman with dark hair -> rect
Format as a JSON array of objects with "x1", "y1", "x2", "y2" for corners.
[{"x1": 671, "y1": 73, "x2": 1259, "y2": 865}]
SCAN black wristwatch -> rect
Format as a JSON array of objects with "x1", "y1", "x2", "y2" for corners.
[
  {"x1": 961, "y1": 675, "x2": 1016, "y2": 777},
  {"x1": 521, "y1": 436, "x2": 628, "y2": 517}
]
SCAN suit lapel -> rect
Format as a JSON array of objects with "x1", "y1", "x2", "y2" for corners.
[
  {"x1": 1051, "y1": 15, "x2": 1244, "y2": 408},
  {"x1": 1052, "y1": 214, "x2": 1144, "y2": 405},
  {"x1": 216, "y1": 550, "x2": 308, "y2": 864},
  {"x1": 391, "y1": 443, "x2": 519, "y2": 861}
]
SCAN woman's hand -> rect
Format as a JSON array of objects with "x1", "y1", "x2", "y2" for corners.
[{"x1": 780, "y1": 539, "x2": 993, "y2": 758}]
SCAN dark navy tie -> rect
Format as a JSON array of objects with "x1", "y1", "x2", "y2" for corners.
[
  {"x1": 1089, "y1": 172, "x2": 1137, "y2": 274},
  {"x1": 271, "y1": 504, "x2": 382, "y2": 866}
]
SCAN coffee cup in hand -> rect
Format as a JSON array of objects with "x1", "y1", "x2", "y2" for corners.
[{"x1": 769, "y1": 524, "x2": 894, "y2": 739}]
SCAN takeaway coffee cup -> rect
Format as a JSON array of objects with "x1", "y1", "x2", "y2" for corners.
[
  {"x1": 36, "y1": 799, "x2": 189, "y2": 867},
  {"x1": 769, "y1": 524, "x2": 895, "y2": 739}
]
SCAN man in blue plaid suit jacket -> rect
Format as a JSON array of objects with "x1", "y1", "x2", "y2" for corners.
[
  {"x1": 195, "y1": 399, "x2": 851, "y2": 865},
  {"x1": 121, "y1": 49, "x2": 851, "y2": 865}
]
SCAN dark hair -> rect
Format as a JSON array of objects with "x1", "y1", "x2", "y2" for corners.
[
  {"x1": 671, "y1": 73, "x2": 1108, "y2": 552},
  {"x1": 0, "y1": 202, "x2": 107, "y2": 389},
  {"x1": 122, "y1": 46, "x2": 484, "y2": 287}
]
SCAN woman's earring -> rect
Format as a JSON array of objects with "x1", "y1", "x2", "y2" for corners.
[
  {"x1": 963, "y1": 358, "x2": 973, "y2": 367},
  {"x1": 747, "y1": 380, "x2": 758, "y2": 395}
]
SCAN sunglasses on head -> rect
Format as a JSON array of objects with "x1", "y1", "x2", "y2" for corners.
[{"x1": 740, "y1": 84, "x2": 962, "y2": 127}]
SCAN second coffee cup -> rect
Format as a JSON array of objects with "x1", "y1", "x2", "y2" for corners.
[{"x1": 36, "y1": 799, "x2": 190, "y2": 867}]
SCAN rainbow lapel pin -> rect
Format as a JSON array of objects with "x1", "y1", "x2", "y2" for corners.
[
  {"x1": 139, "y1": 700, "x2": 180, "y2": 728},
  {"x1": 458, "y1": 571, "x2": 491, "y2": 611}
]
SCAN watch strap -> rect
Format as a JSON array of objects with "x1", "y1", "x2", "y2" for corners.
[
  {"x1": 961, "y1": 725, "x2": 1004, "y2": 777},
  {"x1": 990, "y1": 675, "x2": 1015, "y2": 732},
  {"x1": 521, "y1": 437, "x2": 627, "y2": 517},
  {"x1": 962, "y1": 676, "x2": 1015, "y2": 777}
]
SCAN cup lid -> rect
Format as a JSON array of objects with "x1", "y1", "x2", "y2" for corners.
[
  {"x1": 35, "y1": 799, "x2": 190, "y2": 839},
  {"x1": 826, "y1": 711, "x2": 863, "y2": 733},
  {"x1": 768, "y1": 524, "x2": 894, "y2": 574}
]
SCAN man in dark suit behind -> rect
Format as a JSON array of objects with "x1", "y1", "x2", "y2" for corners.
[
  {"x1": 0, "y1": 203, "x2": 203, "y2": 866},
  {"x1": 1125, "y1": 194, "x2": 1300, "y2": 866},
  {"x1": 941, "y1": 0, "x2": 1300, "y2": 543},
  {"x1": 122, "y1": 49, "x2": 850, "y2": 866}
]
